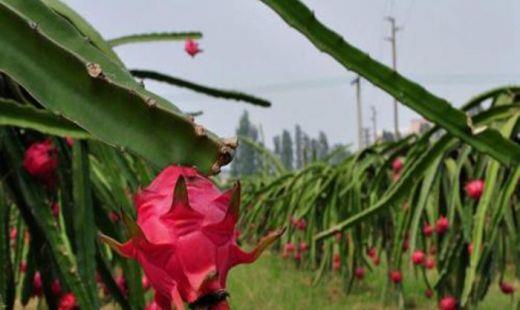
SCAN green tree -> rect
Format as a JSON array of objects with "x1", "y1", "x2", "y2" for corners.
[
  {"x1": 281, "y1": 130, "x2": 294, "y2": 170},
  {"x1": 295, "y1": 125, "x2": 303, "y2": 169},
  {"x1": 231, "y1": 111, "x2": 260, "y2": 176},
  {"x1": 317, "y1": 131, "x2": 329, "y2": 159}
]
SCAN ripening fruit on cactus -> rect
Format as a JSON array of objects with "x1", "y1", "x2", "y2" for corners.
[
  {"x1": 423, "y1": 223, "x2": 434, "y2": 237},
  {"x1": 499, "y1": 282, "x2": 515, "y2": 294},
  {"x1": 100, "y1": 165, "x2": 284, "y2": 310},
  {"x1": 296, "y1": 218, "x2": 307, "y2": 230},
  {"x1": 411, "y1": 250, "x2": 425, "y2": 265},
  {"x1": 23, "y1": 139, "x2": 58, "y2": 185},
  {"x1": 435, "y1": 216, "x2": 449, "y2": 234},
  {"x1": 33, "y1": 271, "x2": 42, "y2": 297},
  {"x1": 425, "y1": 289, "x2": 433, "y2": 299},
  {"x1": 19, "y1": 261, "x2": 27, "y2": 273},
  {"x1": 58, "y1": 293, "x2": 78, "y2": 310},
  {"x1": 438, "y1": 296, "x2": 457, "y2": 310},
  {"x1": 294, "y1": 251, "x2": 302, "y2": 262},
  {"x1": 185, "y1": 39, "x2": 202, "y2": 57},
  {"x1": 51, "y1": 279, "x2": 62, "y2": 296},
  {"x1": 367, "y1": 247, "x2": 377, "y2": 258},
  {"x1": 284, "y1": 242, "x2": 296, "y2": 253},
  {"x1": 464, "y1": 179, "x2": 484, "y2": 200},
  {"x1": 392, "y1": 157, "x2": 404, "y2": 173},
  {"x1": 402, "y1": 239, "x2": 409, "y2": 251},
  {"x1": 424, "y1": 257, "x2": 436, "y2": 270},
  {"x1": 109, "y1": 211, "x2": 121, "y2": 223},
  {"x1": 389, "y1": 270, "x2": 402, "y2": 284},
  {"x1": 299, "y1": 242, "x2": 308, "y2": 252},
  {"x1": 354, "y1": 267, "x2": 365, "y2": 280}
]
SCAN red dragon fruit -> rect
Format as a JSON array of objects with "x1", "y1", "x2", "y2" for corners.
[
  {"x1": 392, "y1": 157, "x2": 404, "y2": 173},
  {"x1": 284, "y1": 242, "x2": 296, "y2": 253},
  {"x1": 354, "y1": 267, "x2": 365, "y2": 280},
  {"x1": 185, "y1": 39, "x2": 202, "y2": 57},
  {"x1": 299, "y1": 242, "x2": 308, "y2": 252},
  {"x1": 23, "y1": 139, "x2": 58, "y2": 186},
  {"x1": 424, "y1": 289, "x2": 433, "y2": 298},
  {"x1": 142, "y1": 274, "x2": 151, "y2": 292},
  {"x1": 51, "y1": 279, "x2": 62, "y2": 296},
  {"x1": 499, "y1": 282, "x2": 515, "y2": 294},
  {"x1": 389, "y1": 270, "x2": 402, "y2": 284},
  {"x1": 411, "y1": 250, "x2": 425, "y2": 265},
  {"x1": 33, "y1": 271, "x2": 43, "y2": 296},
  {"x1": 424, "y1": 257, "x2": 436, "y2": 270},
  {"x1": 58, "y1": 293, "x2": 78, "y2": 310},
  {"x1": 100, "y1": 165, "x2": 284, "y2": 310},
  {"x1": 438, "y1": 296, "x2": 457, "y2": 310},
  {"x1": 464, "y1": 179, "x2": 484, "y2": 200},
  {"x1": 423, "y1": 223, "x2": 434, "y2": 237},
  {"x1": 435, "y1": 216, "x2": 449, "y2": 234}
]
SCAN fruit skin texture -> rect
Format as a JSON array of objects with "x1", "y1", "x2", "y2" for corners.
[
  {"x1": 100, "y1": 165, "x2": 283, "y2": 310},
  {"x1": 438, "y1": 296, "x2": 457, "y2": 310},
  {"x1": 58, "y1": 293, "x2": 78, "y2": 310},
  {"x1": 435, "y1": 216, "x2": 449, "y2": 234},
  {"x1": 499, "y1": 282, "x2": 515, "y2": 294},
  {"x1": 23, "y1": 139, "x2": 58, "y2": 185},
  {"x1": 185, "y1": 39, "x2": 202, "y2": 57},
  {"x1": 411, "y1": 250, "x2": 425, "y2": 265},
  {"x1": 464, "y1": 179, "x2": 484, "y2": 200}
]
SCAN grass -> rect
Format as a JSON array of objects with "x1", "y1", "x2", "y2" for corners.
[{"x1": 227, "y1": 251, "x2": 517, "y2": 309}]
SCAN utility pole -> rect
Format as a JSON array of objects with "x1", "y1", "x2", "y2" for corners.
[
  {"x1": 351, "y1": 76, "x2": 363, "y2": 150},
  {"x1": 370, "y1": 105, "x2": 377, "y2": 143},
  {"x1": 385, "y1": 16, "x2": 401, "y2": 138}
]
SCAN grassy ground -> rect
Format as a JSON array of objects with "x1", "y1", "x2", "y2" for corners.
[{"x1": 227, "y1": 252, "x2": 517, "y2": 309}]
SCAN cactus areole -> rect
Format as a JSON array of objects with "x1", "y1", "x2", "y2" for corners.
[{"x1": 100, "y1": 165, "x2": 284, "y2": 309}]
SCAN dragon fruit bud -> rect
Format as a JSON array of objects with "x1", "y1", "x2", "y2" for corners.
[
  {"x1": 10, "y1": 228, "x2": 17, "y2": 242},
  {"x1": 23, "y1": 139, "x2": 58, "y2": 185},
  {"x1": 51, "y1": 202, "x2": 60, "y2": 217},
  {"x1": 439, "y1": 296, "x2": 457, "y2": 310},
  {"x1": 33, "y1": 271, "x2": 43, "y2": 296},
  {"x1": 19, "y1": 261, "x2": 27, "y2": 273},
  {"x1": 389, "y1": 270, "x2": 402, "y2": 284},
  {"x1": 297, "y1": 219, "x2": 307, "y2": 230},
  {"x1": 284, "y1": 242, "x2": 296, "y2": 253},
  {"x1": 100, "y1": 165, "x2": 284, "y2": 309},
  {"x1": 499, "y1": 282, "x2": 515, "y2": 294},
  {"x1": 411, "y1": 250, "x2": 425, "y2": 265},
  {"x1": 142, "y1": 275, "x2": 151, "y2": 291},
  {"x1": 424, "y1": 257, "x2": 436, "y2": 270},
  {"x1": 51, "y1": 279, "x2": 62, "y2": 296},
  {"x1": 299, "y1": 242, "x2": 308, "y2": 252},
  {"x1": 464, "y1": 179, "x2": 484, "y2": 200},
  {"x1": 392, "y1": 158, "x2": 404, "y2": 173},
  {"x1": 354, "y1": 267, "x2": 365, "y2": 280},
  {"x1": 435, "y1": 216, "x2": 449, "y2": 234},
  {"x1": 367, "y1": 247, "x2": 377, "y2": 258},
  {"x1": 58, "y1": 293, "x2": 78, "y2": 310},
  {"x1": 423, "y1": 224, "x2": 433, "y2": 237},
  {"x1": 185, "y1": 39, "x2": 202, "y2": 57},
  {"x1": 65, "y1": 137, "x2": 74, "y2": 147},
  {"x1": 425, "y1": 289, "x2": 433, "y2": 298},
  {"x1": 402, "y1": 239, "x2": 409, "y2": 251},
  {"x1": 294, "y1": 251, "x2": 302, "y2": 262},
  {"x1": 116, "y1": 275, "x2": 128, "y2": 296}
]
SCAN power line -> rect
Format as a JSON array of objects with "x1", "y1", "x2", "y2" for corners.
[{"x1": 385, "y1": 16, "x2": 402, "y2": 138}]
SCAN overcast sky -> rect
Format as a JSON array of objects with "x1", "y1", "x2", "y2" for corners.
[{"x1": 64, "y1": 0, "x2": 520, "y2": 149}]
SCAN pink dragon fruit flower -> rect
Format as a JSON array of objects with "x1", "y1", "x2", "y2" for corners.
[
  {"x1": 185, "y1": 39, "x2": 202, "y2": 57},
  {"x1": 100, "y1": 165, "x2": 284, "y2": 310}
]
